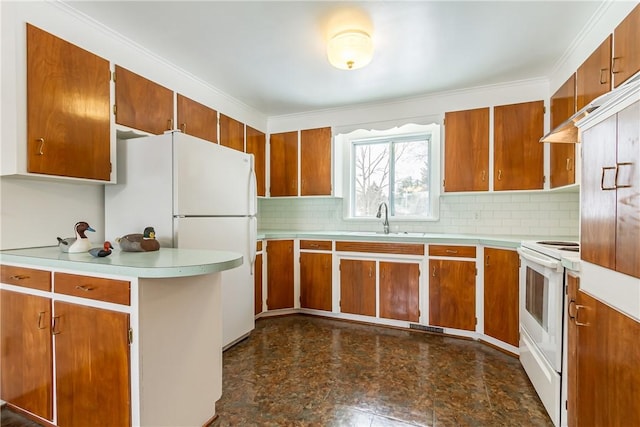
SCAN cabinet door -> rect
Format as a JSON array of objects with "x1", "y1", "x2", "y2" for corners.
[
  {"x1": 573, "y1": 290, "x2": 640, "y2": 425},
  {"x1": 26, "y1": 24, "x2": 110, "y2": 181},
  {"x1": 54, "y1": 301, "x2": 130, "y2": 427},
  {"x1": 379, "y1": 262, "x2": 419, "y2": 322},
  {"x1": 269, "y1": 131, "x2": 298, "y2": 196},
  {"x1": 339, "y1": 259, "x2": 376, "y2": 317},
  {"x1": 550, "y1": 74, "x2": 577, "y2": 188},
  {"x1": 0, "y1": 290, "x2": 53, "y2": 421},
  {"x1": 580, "y1": 115, "x2": 617, "y2": 270},
  {"x1": 429, "y1": 259, "x2": 476, "y2": 331},
  {"x1": 176, "y1": 94, "x2": 217, "y2": 143},
  {"x1": 443, "y1": 108, "x2": 490, "y2": 192},
  {"x1": 300, "y1": 127, "x2": 332, "y2": 196},
  {"x1": 494, "y1": 100, "x2": 544, "y2": 190},
  {"x1": 246, "y1": 126, "x2": 266, "y2": 197},
  {"x1": 300, "y1": 252, "x2": 332, "y2": 311},
  {"x1": 577, "y1": 36, "x2": 612, "y2": 110},
  {"x1": 566, "y1": 275, "x2": 578, "y2": 427},
  {"x1": 615, "y1": 100, "x2": 640, "y2": 278},
  {"x1": 266, "y1": 240, "x2": 294, "y2": 310},
  {"x1": 115, "y1": 65, "x2": 173, "y2": 135},
  {"x1": 483, "y1": 248, "x2": 519, "y2": 346},
  {"x1": 219, "y1": 114, "x2": 245, "y2": 152},
  {"x1": 612, "y1": 4, "x2": 640, "y2": 88},
  {"x1": 254, "y1": 253, "x2": 263, "y2": 315}
]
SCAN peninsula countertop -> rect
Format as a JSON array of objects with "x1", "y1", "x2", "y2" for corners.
[{"x1": 0, "y1": 246, "x2": 243, "y2": 278}]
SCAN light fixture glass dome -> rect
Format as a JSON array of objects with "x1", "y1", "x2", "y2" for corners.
[{"x1": 327, "y1": 30, "x2": 373, "y2": 70}]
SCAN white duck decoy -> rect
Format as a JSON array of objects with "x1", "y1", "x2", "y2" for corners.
[{"x1": 57, "y1": 221, "x2": 96, "y2": 253}]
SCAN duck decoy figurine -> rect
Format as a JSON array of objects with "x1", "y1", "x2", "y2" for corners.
[
  {"x1": 57, "y1": 221, "x2": 96, "y2": 253},
  {"x1": 89, "y1": 241, "x2": 114, "y2": 258},
  {"x1": 116, "y1": 226, "x2": 160, "y2": 252}
]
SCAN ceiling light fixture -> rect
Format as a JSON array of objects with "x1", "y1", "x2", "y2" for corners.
[{"x1": 327, "y1": 29, "x2": 373, "y2": 70}]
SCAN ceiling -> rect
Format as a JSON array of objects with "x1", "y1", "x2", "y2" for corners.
[{"x1": 64, "y1": 1, "x2": 604, "y2": 117}]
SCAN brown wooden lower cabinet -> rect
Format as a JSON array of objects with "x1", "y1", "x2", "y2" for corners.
[
  {"x1": 300, "y1": 252, "x2": 332, "y2": 311},
  {"x1": 429, "y1": 259, "x2": 476, "y2": 331},
  {"x1": 339, "y1": 259, "x2": 376, "y2": 317},
  {"x1": 379, "y1": 262, "x2": 420, "y2": 322},
  {"x1": 54, "y1": 301, "x2": 131, "y2": 427},
  {"x1": 483, "y1": 248, "x2": 519, "y2": 346},
  {"x1": 266, "y1": 240, "x2": 294, "y2": 310},
  {"x1": 0, "y1": 290, "x2": 53, "y2": 421},
  {"x1": 568, "y1": 277, "x2": 640, "y2": 426}
]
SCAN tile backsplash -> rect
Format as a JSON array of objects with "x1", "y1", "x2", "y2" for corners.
[{"x1": 258, "y1": 191, "x2": 579, "y2": 237}]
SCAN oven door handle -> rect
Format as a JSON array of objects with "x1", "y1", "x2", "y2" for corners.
[{"x1": 517, "y1": 247, "x2": 563, "y2": 272}]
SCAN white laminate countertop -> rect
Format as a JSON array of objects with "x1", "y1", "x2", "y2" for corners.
[{"x1": 0, "y1": 246, "x2": 243, "y2": 278}]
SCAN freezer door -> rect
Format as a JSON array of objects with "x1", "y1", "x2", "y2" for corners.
[
  {"x1": 173, "y1": 133, "x2": 254, "y2": 216},
  {"x1": 175, "y1": 217, "x2": 255, "y2": 348}
]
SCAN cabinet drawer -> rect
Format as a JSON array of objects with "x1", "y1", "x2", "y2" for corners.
[
  {"x1": 1, "y1": 265, "x2": 51, "y2": 291},
  {"x1": 336, "y1": 241, "x2": 424, "y2": 256},
  {"x1": 300, "y1": 240, "x2": 332, "y2": 251},
  {"x1": 54, "y1": 273, "x2": 130, "y2": 305},
  {"x1": 429, "y1": 245, "x2": 476, "y2": 258}
]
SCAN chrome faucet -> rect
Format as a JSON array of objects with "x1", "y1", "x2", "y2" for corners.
[{"x1": 376, "y1": 202, "x2": 390, "y2": 234}]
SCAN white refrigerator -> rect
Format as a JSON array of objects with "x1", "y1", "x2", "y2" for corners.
[{"x1": 105, "y1": 131, "x2": 257, "y2": 349}]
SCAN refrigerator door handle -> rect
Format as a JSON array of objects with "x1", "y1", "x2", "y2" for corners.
[
  {"x1": 248, "y1": 155, "x2": 257, "y2": 216},
  {"x1": 249, "y1": 217, "x2": 257, "y2": 275}
]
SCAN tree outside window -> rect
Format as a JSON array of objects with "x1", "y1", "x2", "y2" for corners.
[{"x1": 352, "y1": 135, "x2": 429, "y2": 217}]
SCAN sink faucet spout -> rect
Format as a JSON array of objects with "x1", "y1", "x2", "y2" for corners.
[{"x1": 376, "y1": 202, "x2": 390, "y2": 234}]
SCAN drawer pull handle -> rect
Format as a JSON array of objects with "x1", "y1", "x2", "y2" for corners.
[
  {"x1": 445, "y1": 249, "x2": 458, "y2": 254},
  {"x1": 615, "y1": 162, "x2": 633, "y2": 189},
  {"x1": 75, "y1": 285, "x2": 94, "y2": 292},
  {"x1": 432, "y1": 266, "x2": 436, "y2": 277},
  {"x1": 37, "y1": 311, "x2": 47, "y2": 330},
  {"x1": 612, "y1": 57, "x2": 621, "y2": 74},
  {"x1": 180, "y1": 123, "x2": 187, "y2": 134},
  {"x1": 9, "y1": 275, "x2": 30, "y2": 280},
  {"x1": 309, "y1": 243, "x2": 319, "y2": 248},
  {"x1": 599, "y1": 68, "x2": 608, "y2": 84},
  {"x1": 167, "y1": 119, "x2": 173, "y2": 130},
  {"x1": 37, "y1": 138, "x2": 45, "y2": 155},
  {"x1": 52, "y1": 316, "x2": 61, "y2": 335},
  {"x1": 497, "y1": 169, "x2": 503, "y2": 181},
  {"x1": 481, "y1": 170, "x2": 486, "y2": 182},
  {"x1": 369, "y1": 267, "x2": 373, "y2": 278},
  {"x1": 601, "y1": 166, "x2": 617, "y2": 190},
  {"x1": 574, "y1": 305, "x2": 589, "y2": 327},
  {"x1": 566, "y1": 158, "x2": 572, "y2": 171},
  {"x1": 485, "y1": 255, "x2": 490, "y2": 267},
  {"x1": 568, "y1": 299, "x2": 576, "y2": 320}
]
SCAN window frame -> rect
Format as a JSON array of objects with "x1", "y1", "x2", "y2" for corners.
[{"x1": 336, "y1": 123, "x2": 441, "y2": 221}]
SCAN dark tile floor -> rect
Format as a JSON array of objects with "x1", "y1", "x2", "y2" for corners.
[
  {"x1": 2, "y1": 314, "x2": 552, "y2": 427},
  {"x1": 213, "y1": 315, "x2": 552, "y2": 427}
]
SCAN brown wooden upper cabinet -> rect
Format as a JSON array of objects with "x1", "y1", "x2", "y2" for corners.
[
  {"x1": 300, "y1": 127, "x2": 332, "y2": 196},
  {"x1": 493, "y1": 100, "x2": 545, "y2": 191},
  {"x1": 270, "y1": 131, "x2": 298, "y2": 196},
  {"x1": 219, "y1": 114, "x2": 245, "y2": 152},
  {"x1": 612, "y1": 3, "x2": 640, "y2": 88},
  {"x1": 581, "y1": 100, "x2": 640, "y2": 279},
  {"x1": 26, "y1": 24, "x2": 111, "y2": 181},
  {"x1": 114, "y1": 65, "x2": 173, "y2": 135},
  {"x1": 577, "y1": 36, "x2": 612, "y2": 110},
  {"x1": 550, "y1": 74, "x2": 577, "y2": 188},
  {"x1": 176, "y1": 94, "x2": 217, "y2": 143},
  {"x1": 443, "y1": 107, "x2": 490, "y2": 192},
  {"x1": 246, "y1": 126, "x2": 266, "y2": 197}
]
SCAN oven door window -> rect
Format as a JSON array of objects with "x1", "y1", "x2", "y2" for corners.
[{"x1": 525, "y1": 266, "x2": 549, "y2": 331}]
